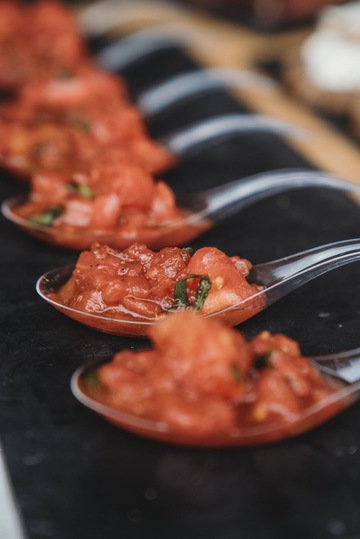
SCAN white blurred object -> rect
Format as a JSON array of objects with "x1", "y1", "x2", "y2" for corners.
[
  {"x1": 319, "y1": 1, "x2": 360, "y2": 37},
  {"x1": 301, "y1": 1, "x2": 360, "y2": 92}
]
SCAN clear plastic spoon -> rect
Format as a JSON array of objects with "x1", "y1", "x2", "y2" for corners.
[
  {"x1": 93, "y1": 26, "x2": 278, "y2": 119},
  {"x1": 81, "y1": 19, "x2": 280, "y2": 118},
  {"x1": 83, "y1": 21, "x2": 278, "y2": 117},
  {"x1": 70, "y1": 345, "x2": 360, "y2": 446},
  {"x1": 160, "y1": 113, "x2": 307, "y2": 159},
  {"x1": 135, "y1": 68, "x2": 277, "y2": 119},
  {"x1": 36, "y1": 236, "x2": 360, "y2": 337},
  {"x1": 93, "y1": 26, "x2": 190, "y2": 69},
  {"x1": 3, "y1": 168, "x2": 357, "y2": 251}
]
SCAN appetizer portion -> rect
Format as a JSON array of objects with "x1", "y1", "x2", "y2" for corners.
[
  {"x1": 0, "y1": 1, "x2": 173, "y2": 178},
  {"x1": 9, "y1": 151, "x2": 194, "y2": 250},
  {"x1": 0, "y1": 63, "x2": 129, "y2": 118},
  {"x1": 75, "y1": 311, "x2": 343, "y2": 446},
  {"x1": 0, "y1": 65, "x2": 173, "y2": 177},
  {"x1": 0, "y1": 103, "x2": 172, "y2": 177},
  {"x1": 53, "y1": 242, "x2": 263, "y2": 321},
  {"x1": 0, "y1": 0, "x2": 86, "y2": 93}
]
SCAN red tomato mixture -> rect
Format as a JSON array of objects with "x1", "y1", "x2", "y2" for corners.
[
  {"x1": 0, "y1": 0, "x2": 86, "y2": 92},
  {"x1": 81, "y1": 311, "x2": 340, "y2": 445},
  {"x1": 0, "y1": 107, "x2": 172, "y2": 176},
  {"x1": 1, "y1": 1, "x2": 177, "y2": 250},
  {"x1": 1, "y1": 64, "x2": 129, "y2": 118},
  {"x1": 0, "y1": 65, "x2": 173, "y2": 176},
  {"x1": 54, "y1": 242, "x2": 263, "y2": 320},
  {"x1": 12, "y1": 151, "x2": 185, "y2": 248},
  {"x1": 0, "y1": 2, "x2": 173, "y2": 177}
]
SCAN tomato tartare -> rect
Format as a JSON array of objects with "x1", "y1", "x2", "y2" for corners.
[{"x1": 77, "y1": 311, "x2": 343, "y2": 446}]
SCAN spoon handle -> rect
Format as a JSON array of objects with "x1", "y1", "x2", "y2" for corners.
[
  {"x1": 196, "y1": 169, "x2": 360, "y2": 223},
  {"x1": 163, "y1": 115, "x2": 306, "y2": 157},
  {"x1": 255, "y1": 238, "x2": 360, "y2": 281},
  {"x1": 94, "y1": 30, "x2": 178, "y2": 71},
  {"x1": 250, "y1": 238, "x2": 360, "y2": 311},
  {"x1": 91, "y1": 21, "x2": 220, "y2": 72},
  {"x1": 138, "y1": 68, "x2": 276, "y2": 117},
  {"x1": 311, "y1": 348, "x2": 360, "y2": 384}
]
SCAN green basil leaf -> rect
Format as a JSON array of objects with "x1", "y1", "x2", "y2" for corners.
[
  {"x1": 74, "y1": 119, "x2": 92, "y2": 133},
  {"x1": 174, "y1": 274, "x2": 212, "y2": 311},
  {"x1": 84, "y1": 368, "x2": 102, "y2": 390},
  {"x1": 230, "y1": 363, "x2": 242, "y2": 384},
  {"x1": 174, "y1": 278, "x2": 189, "y2": 309},
  {"x1": 30, "y1": 206, "x2": 64, "y2": 226},
  {"x1": 66, "y1": 182, "x2": 94, "y2": 199},
  {"x1": 194, "y1": 275, "x2": 212, "y2": 311}
]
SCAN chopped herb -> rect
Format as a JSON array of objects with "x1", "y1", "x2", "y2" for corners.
[
  {"x1": 230, "y1": 363, "x2": 242, "y2": 384},
  {"x1": 255, "y1": 350, "x2": 273, "y2": 370},
  {"x1": 183, "y1": 247, "x2": 193, "y2": 255},
  {"x1": 84, "y1": 368, "x2": 102, "y2": 390},
  {"x1": 194, "y1": 276, "x2": 212, "y2": 311},
  {"x1": 30, "y1": 206, "x2": 64, "y2": 226},
  {"x1": 174, "y1": 274, "x2": 212, "y2": 311},
  {"x1": 74, "y1": 119, "x2": 92, "y2": 133},
  {"x1": 66, "y1": 181, "x2": 94, "y2": 198},
  {"x1": 174, "y1": 278, "x2": 189, "y2": 309}
]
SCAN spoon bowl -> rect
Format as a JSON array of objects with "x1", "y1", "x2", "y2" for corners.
[
  {"x1": 2, "y1": 196, "x2": 208, "y2": 252},
  {"x1": 4, "y1": 169, "x2": 359, "y2": 251},
  {"x1": 36, "y1": 264, "x2": 161, "y2": 336},
  {"x1": 70, "y1": 347, "x2": 360, "y2": 447},
  {"x1": 37, "y1": 238, "x2": 360, "y2": 337}
]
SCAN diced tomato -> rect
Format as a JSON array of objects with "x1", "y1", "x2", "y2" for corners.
[
  {"x1": 88, "y1": 150, "x2": 156, "y2": 208},
  {"x1": 187, "y1": 247, "x2": 260, "y2": 314}
]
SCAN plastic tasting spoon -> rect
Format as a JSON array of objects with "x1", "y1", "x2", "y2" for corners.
[
  {"x1": 94, "y1": 29, "x2": 278, "y2": 118},
  {"x1": 158, "y1": 113, "x2": 308, "y2": 162},
  {"x1": 80, "y1": 11, "x2": 270, "y2": 97},
  {"x1": 5, "y1": 167, "x2": 360, "y2": 250},
  {"x1": 1, "y1": 114, "x2": 309, "y2": 248},
  {"x1": 135, "y1": 68, "x2": 277, "y2": 119},
  {"x1": 36, "y1": 236, "x2": 360, "y2": 337},
  {"x1": 82, "y1": 23, "x2": 279, "y2": 118},
  {"x1": 70, "y1": 345, "x2": 360, "y2": 447},
  {"x1": 3, "y1": 168, "x2": 357, "y2": 251}
]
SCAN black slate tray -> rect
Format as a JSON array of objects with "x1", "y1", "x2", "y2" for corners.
[{"x1": 1, "y1": 38, "x2": 360, "y2": 539}]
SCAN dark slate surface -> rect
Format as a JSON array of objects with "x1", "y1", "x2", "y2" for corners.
[{"x1": 1, "y1": 39, "x2": 360, "y2": 539}]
